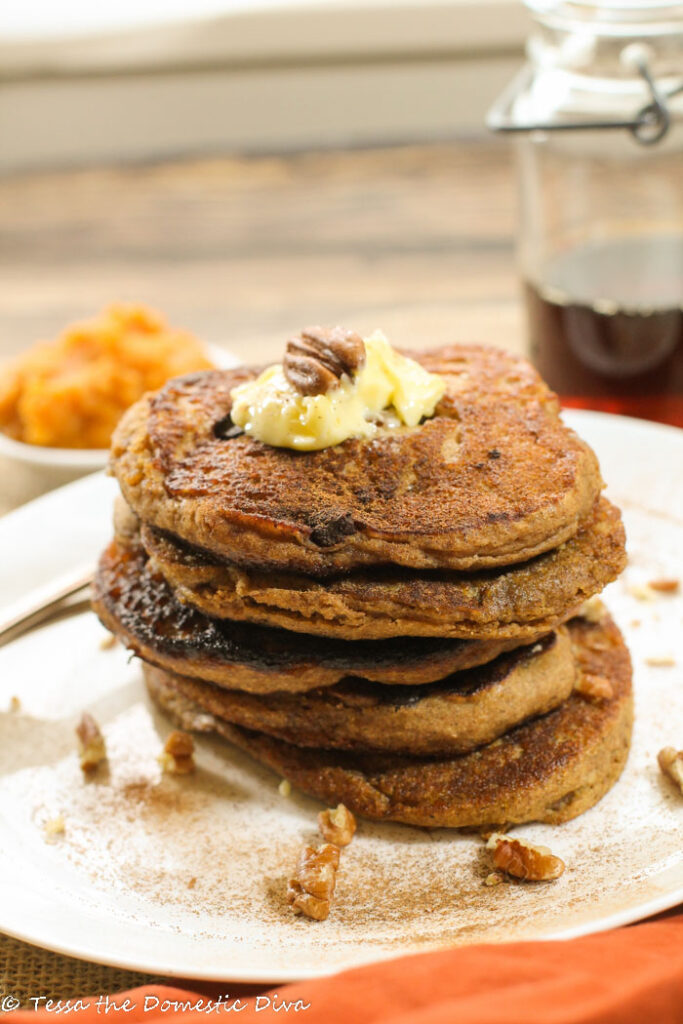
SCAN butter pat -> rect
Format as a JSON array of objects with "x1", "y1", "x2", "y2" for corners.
[{"x1": 229, "y1": 330, "x2": 445, "y2": 451}]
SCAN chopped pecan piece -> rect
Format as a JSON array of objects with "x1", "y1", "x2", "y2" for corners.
[
  {"x1": 574, "y1": 672, "x2": 614, "y2": 702},
  {"x1": 658, "y1": 747, "x2": 683, "y2": 794},
  {"x1": 284, "y1": 326, "x2": 365, "y2": 395},
  {"x1": 158, "y1": 730, "x2": 195, "y2": 774},
  {"x1": 318, "y1": 803, "x2": 357, "y2": 847},
  {"x1": 287, "y1": 843, "x2": 340, "y2": 921},
  {"x1": 487, "y1": 833, "x2": 565, "y2": 881},
  {"x1": 287, "y1": 888, "x2": 330, "y2": 922},
  {"x1": 648, "y1": 578, "x2": 679, "y2": 594},
  {"x1": 76, "y1": 712, "x2": 107, "y2": 772}
]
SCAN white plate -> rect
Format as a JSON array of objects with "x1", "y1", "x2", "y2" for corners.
[{"x1": 0, "y1": 410, "x2": 681, "y2": 983}]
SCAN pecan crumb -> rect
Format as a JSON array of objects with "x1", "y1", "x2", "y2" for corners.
[
  {"x1": 158, "y1": 730, "x2": 195, "y2": 774},
  {"x1": 646, "y1": 655, "x2": 676, "y2": 668},
  {"x1": 574, "y1": 672, "x2": 614, "y2": 702},
  {"x1": 287, "y1": 843, "x2": 340, "y2": 921},
  {"x1": 658, "y1": 748, "x2": 683, "y2": 794},
  {"x1": 486, "y1": 833, "x2": 565, "y2": 882},
  {"x1": 648, "y1": 578, "x2": 679, "y2": 594},
  {"x1": 579, "y1": 596, "x2": 606, "y2": 623},
  {"x1": 76, "y1": 712, "x2": 107, "y2": 773},
  {"x1": 44, "y1": 815, "x2": 66, "y2": 842},
  {"x1": 318, "y1": 803, "x2": 356, "y2": 847},
  {"x1": 283, "y1": 326, "x2": 365, "y2": 396},
  {"x1": 484, "y1": 872, "x2": 504, "y2": 887}
]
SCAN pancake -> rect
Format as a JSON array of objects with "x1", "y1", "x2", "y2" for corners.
[
  {"x1": 146, "y1": 613, "x2": 633, "y2": 828},
  {"x1": 139, "y1": 497, "x2": 625, "y2": 641},
  {"x1": 93, "y1": 539, "x2": 534, "y2": 693},
  {"x1": 111, "y1": 345, "x2": 602, "y2": 576},
  {"x1": 141, "y1": 627, "x2": 575, "y2": 756}
]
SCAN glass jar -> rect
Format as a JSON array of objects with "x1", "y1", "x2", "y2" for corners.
[{"x1": 488, "y1": 1, "x2": 683, "y2": 425}]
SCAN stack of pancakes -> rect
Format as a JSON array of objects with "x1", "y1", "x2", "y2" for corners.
[{"x1": 94, "y1": 344, "x2": 632, "y2": 829}]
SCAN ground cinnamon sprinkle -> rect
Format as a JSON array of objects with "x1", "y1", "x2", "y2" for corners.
[{"x1": 13, "y1": 696, "x2": 681, "y2": 969}]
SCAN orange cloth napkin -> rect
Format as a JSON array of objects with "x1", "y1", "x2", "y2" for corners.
[{"x1": 11, "y1": 912, "x2": 683, "y2": 1024}]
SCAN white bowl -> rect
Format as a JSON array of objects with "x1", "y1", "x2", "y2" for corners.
[
  {"x1": 0, "y1": 431, "x2": 108, "y2": 512},
  {"x1": 0, "y1": 343, "x2": 239, "y2": 513}
]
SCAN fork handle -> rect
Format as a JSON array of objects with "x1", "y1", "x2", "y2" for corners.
[{"x1": 0, "y1": 564, "x2": 94, "y2": 647}]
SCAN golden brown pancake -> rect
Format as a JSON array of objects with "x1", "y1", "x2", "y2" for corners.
[
  {"x1": 111, "y1": 345, "x2": 602, "y2": 576},
  {"x1": 142, "y1": 627, "x2": 575, "y2": 756},
  {"x1": 146, "y1": 614, "x2": 632, "y2": 828},
  {"x1": 93, "y1": 539, "x2": 534, "y2": 693},
  {"x1": 139, "y1": 497, "x2": 625, "y2": 641}
]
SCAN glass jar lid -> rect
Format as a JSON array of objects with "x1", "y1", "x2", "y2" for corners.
[
  {"x1": 526, "y1": 2, "x2": 683, "y2": 38},
  {"x1": 488, "y1": 1, "x2": 683, "y2": 144}
]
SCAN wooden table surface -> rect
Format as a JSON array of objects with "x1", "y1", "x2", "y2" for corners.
[{"x1": 0, "y1": 140, "x2": 524, "y2": 367}]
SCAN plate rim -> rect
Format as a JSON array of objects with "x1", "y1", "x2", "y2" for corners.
[{"x1": 0, "y1": 860, "x2": 680, "y2": 984}]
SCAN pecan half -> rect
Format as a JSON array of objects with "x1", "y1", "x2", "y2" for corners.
[
  {"x1": 283, "y1": 326, "x2": 365, "y2": 395},
  {"x1": 287, "y1": 843, "x2": 340, "y2": 921},
  {"x1": 318, "y1": 804, "x2": 356, "y2": 847},
  {"x1": 487, "y1": 833, "x2": 565, "y2": 881}
]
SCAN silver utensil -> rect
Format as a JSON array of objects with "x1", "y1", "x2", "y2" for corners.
[{"x1": 0, "y1": 565, "x2": 94, "y2": 647}]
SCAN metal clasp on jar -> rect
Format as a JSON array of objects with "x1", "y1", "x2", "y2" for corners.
[{"x1": 487, "y1": 43, "x2": 683, "y2": 146}]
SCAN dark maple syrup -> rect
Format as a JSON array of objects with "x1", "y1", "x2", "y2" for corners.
[{"x1": 525, "y1": 236, "x2": 683, "y2": 426}]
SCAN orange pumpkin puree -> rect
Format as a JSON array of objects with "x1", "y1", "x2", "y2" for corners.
[{"x1": 0, "y1": 305, "x2": 214, "y2": 449}]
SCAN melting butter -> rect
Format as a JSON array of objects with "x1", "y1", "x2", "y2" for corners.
[{"x1": 229, "y1": 330, "x2": 445, "y2": 451}]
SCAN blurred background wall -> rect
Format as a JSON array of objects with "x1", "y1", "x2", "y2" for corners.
[
  {"x1": 0, "y1": 0, "x2": 528, "y2": 171},
  {"x1": 0, "y1": 0, "x2": 529, "y2": 389}
]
